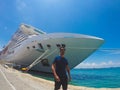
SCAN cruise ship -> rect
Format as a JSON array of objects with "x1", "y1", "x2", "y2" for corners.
[{"x1": 0, "y1": 24, "x2": 104, "y2": 73}]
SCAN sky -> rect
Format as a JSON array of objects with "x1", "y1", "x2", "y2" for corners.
[{"x1": 0, "y1": 0, "x2": 120, "y2": 68}]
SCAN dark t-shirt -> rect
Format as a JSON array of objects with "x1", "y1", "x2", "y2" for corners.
[{"x1": 53, "y1": 56, "x2": 68, "y2": 78}]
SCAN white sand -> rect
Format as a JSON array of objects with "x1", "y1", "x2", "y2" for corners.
[{"x1": 1, "y1": 64, "x2": 120, "y2": 90}]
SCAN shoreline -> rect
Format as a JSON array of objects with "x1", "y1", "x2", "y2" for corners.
[
  {"x1": 18, "y1": 70, "x2": 120, "y2": 90},
  {"x1": 1, "y1": 64, "x2": 120, "y2": 90}
]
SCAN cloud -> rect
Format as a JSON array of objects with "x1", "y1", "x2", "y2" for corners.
[
  {"x1": 16, "y1": 0, "x2": 27, "y2": 11},
  {"x1": 99, "y1": 49, "x2": 120, "y2": 55},
  {"x1": 75, "y1": 61, "x2": 120, "y2": 68},
  {"x1": 110, "y1": 50, "x2": 120, "y2": 54}
]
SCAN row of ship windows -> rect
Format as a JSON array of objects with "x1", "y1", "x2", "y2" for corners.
[
  {"x1": 26, "y1": 43, "x2": 44, "y2": 50},
  {"x1": 26, "y1": 43, "x2": 66, "y2": 49}
]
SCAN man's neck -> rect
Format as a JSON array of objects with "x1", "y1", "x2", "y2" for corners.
[{"x1": 60, "y1": 54, "x2": 64, "y2": 58}]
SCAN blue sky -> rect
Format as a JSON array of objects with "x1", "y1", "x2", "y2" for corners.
[{"x1": 0, "y1": 0, "x2": 120, "y2": 68}]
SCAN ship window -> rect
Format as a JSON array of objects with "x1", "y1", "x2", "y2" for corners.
[
  {"x1": 27, "y1": 47, "x2": 30, "y2": 49},
  {"x1": 56, "y1": 44, "x2": 61, "y2": 48},
  {"x1": 32, "y1": 46, "x2": 35, "y2": 48},
  {"x1": 47, "y1": 44, "x2": 51, "y2": 48},
  {"x1": 38, "y1": 43, "x2": 43, "y2": 49},
  {"x1": 61, "y1": 44, "x2": 66, "y2": 48}
]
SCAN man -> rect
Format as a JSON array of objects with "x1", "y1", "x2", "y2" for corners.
[{"x1": 51, "y1": 47, "x2": 71, "y2": 90}]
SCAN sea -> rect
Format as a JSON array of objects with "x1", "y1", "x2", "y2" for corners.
[{"x1": 29, "y1": 67, "x2": 120, "y2": 88}]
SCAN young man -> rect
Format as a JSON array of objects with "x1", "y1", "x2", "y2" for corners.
[{"x1": 51, "y1": 47, "x2": 71, "y2": 90}]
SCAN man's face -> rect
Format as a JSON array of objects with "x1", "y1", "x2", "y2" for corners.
[{"x1": 60, "y1": 48, "x2": 65, "y2": 55}]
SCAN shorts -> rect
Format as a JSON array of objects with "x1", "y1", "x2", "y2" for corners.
[{"x1": 54, "y1": 77, "x2": 68, "y2": 90}]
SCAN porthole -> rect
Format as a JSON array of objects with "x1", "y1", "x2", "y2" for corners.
[
  {"x1": 32, "y1": 46, "x2": 35, "y2": 48},
  {"x1": 27, "y1": 47, "x2": 30, "y2": 49},
  {"x1": 56, "y1": 44, "x2": 61, "y2": 47},
  {"x1": 47, "y1": 44, "x2": 51, "y2": 48}
]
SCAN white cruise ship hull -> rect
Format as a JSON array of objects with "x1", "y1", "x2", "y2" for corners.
[{"x1": 0, "y1": 24, "x2": 104, "y2": 73}]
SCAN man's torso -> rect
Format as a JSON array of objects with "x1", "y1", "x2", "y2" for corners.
[{"x1": 53, "y1": 56, "x2": 68, "y2": 78}]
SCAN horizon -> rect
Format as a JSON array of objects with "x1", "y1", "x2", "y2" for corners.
[{"x1": 74, "y1": 66, "x2": 120, "y2": 69}]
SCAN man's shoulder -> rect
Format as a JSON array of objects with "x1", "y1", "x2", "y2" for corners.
[
  {"x1": 53, "y1": 56, "x2": 60, "y2": 62},
  {"x1": 55, "y1": 56, "x2": 61, "y2": 59}
]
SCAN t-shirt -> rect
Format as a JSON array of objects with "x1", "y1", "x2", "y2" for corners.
[{"x1": 53, "y1": 56, "x2": 68, "y2": 78}]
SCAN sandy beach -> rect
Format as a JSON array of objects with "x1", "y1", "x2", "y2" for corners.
[{"x1": 0, "y1": 64, "x2": 120, "y2": 90}]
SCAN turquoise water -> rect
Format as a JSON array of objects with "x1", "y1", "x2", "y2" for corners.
[
  {"x1": 70, "y1": 67, "x2": 120, "y2": 88},
  {"x1": 29, "y1": 67, "x2": 120, "y2": 88}
]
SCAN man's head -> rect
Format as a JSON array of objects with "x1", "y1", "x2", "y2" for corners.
[{"x1": 60, "y1": 47, "x2": 65, "y2": 57}]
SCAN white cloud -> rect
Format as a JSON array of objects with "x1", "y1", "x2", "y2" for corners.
[
  {"x1": 16, "y1": 0, "x2": 27, "y2": 11},
  {"x1": 111, "y1": 50, "x2": 120, "y2": 54},
  {"x1": 100, "y1": 49, "x2": 120, "y2": 55},
  {"x1": 75, "y1": 61, "x2": 120, "y2": 68}
]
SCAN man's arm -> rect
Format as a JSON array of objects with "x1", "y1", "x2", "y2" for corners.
[
  {"x1": 51, "y1": 63, "x2": 60, "y2": 82},
  {"x1": 66, "y1": 65, "x2": 71, "y2": 82}
]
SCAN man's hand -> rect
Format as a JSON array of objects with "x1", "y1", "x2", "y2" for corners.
[{"x1": 55, "y1": 75, "x2": 60, "y2": 82}]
